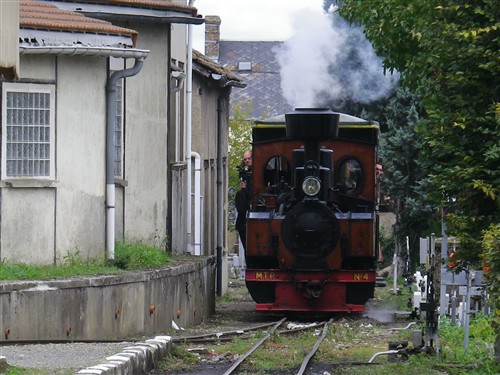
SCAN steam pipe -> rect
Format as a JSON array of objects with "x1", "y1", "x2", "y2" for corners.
[
  {"x1": 106, "y1": 57, "x2": 145, "y2": 259},
  {"x1": 368, "y1": 350, "x2": 399, "y2": 363}
]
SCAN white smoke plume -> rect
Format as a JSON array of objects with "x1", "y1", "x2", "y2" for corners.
[{"x1": 276, "y1": 8, "x2": 398, "y2": 109}]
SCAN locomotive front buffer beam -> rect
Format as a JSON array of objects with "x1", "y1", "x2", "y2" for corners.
[{"x1": 246, "y1": 269, "x2": 376, "y2": 312}]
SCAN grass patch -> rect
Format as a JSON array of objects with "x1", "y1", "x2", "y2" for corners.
[
  {"x1": 373, "y1": 277, "x2": 415, "y2": 311},
  {"x1": 0, "y1": 241, "x2": 172, "y2": 281},
  {"x1": 155, "y1": 344, "x2": 199, "y2": 373},
  {"x1": 246, "y1": 331, "x2": 320, "y2": 371},
  {"x1": 112, "y1": 241, "x2": 171, "y2": 270},
  {"x1": 0, "y1": 364, "x2": 62, "y2": 375}
]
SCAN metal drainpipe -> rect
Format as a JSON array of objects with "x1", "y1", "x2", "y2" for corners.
[
  {"x1": 216, "y1": 91, "x2": 229, "y2": 296},
  {"x1": 185, "y1": 2, "x2": 195, "y2": 255},
  {"x1": 192, "y1": 151, "x2": 202, "y2": 255},
  {"x1": 106, "y1": 57, "x2": 145, "y2": 259},
  {"x1": 171, "y1": 71, "x2": 185, "y2": 93}
]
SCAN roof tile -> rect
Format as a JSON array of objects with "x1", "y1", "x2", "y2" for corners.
[
  {"x1": 20, "y1": 0, "x2": 138, "y2": 42},
  {"x1": 193, "y1": 49, "x2": 244, "y2": 83},
  {"x1": 219, "y1": 41, "x2": 293, "y2": 119}
]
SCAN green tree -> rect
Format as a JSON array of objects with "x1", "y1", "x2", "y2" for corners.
[
  {"x1": 228, "y1": 100, "x2": 253, "y2": 191},
  {"x1": 379, "y1": 87, "x2": 436, "y2": 272},
  {"x1": 339, "y1": 0, "x2": 499, "y2": 360}
]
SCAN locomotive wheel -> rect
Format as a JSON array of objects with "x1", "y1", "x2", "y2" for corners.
[{"x1": 246, "y1": 281, "x2": 275, "y2": 304}]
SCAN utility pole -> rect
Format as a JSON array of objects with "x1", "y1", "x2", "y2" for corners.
[
  {"x1": 421, "y1": 233, "x2": 439, "y2": 353},
  {"x1": 440, "y1": 204, "x2": 448, "y2": 316}
]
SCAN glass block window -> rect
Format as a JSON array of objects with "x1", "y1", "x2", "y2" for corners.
[
  {"x1": 110, "y1": 57, "x2": 125, "y2": 179},
  {"x1": 2, "y1": 83, "x2": 55, "y2": 179},
  {"x1": 114, "y1": 77, "x2": 124, "y2": 178}
]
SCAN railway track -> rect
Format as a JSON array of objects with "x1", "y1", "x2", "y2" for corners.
[
  {"x1": 148, "y1": 279, "x2": 419, "y2": 374},
  {"x1": 159, "y1": 316, "x2": 390, "y2": 375},
  {"x1": 221, "y1": 317, "x2": 287, "y2": 375}
]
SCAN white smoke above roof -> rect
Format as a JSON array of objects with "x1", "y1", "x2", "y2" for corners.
[{"x1": 276, "y1": 8, "x2": 398, "y2": 108}]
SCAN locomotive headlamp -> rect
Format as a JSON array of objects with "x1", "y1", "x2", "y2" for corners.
[{"x1": 302, "y1": 177, "x2": 321, "y2": 196}]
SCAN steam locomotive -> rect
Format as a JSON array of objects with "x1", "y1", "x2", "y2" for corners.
[{"x1": 243, "y1": 108, "x2": 380, "y2": 313}]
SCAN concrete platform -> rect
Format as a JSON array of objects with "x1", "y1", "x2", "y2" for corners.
[{"x1": 0, "y1": 256, "x2": 216, "y2": 342}]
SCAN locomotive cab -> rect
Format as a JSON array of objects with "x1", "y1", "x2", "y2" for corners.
[{"x1": 244, "y1": 108, "x2": 379, "y2": 312}]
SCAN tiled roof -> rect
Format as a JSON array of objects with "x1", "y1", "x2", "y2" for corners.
[
  {"x1": 193, "y1": 49, "x2": 244, "y2": 85},
  {"x1": 218, "y1": 41, "x2": 293, "y2": 119},
  {"x1": 20, "y1": 0, "x2": 137, "y2": 42}
]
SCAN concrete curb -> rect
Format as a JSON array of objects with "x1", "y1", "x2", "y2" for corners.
[{"x1": 76, "y1": 336, "x2": 172, "y2": 375}]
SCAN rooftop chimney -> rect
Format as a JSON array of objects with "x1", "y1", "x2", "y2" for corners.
[{"x1": 204, "y1": 15, "x2": 221, "y2": 62}]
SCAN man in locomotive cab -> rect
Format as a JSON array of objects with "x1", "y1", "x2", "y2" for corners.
[
  {"x1": 375, "y1": 163, "x2": 383, "y2": 202},
  {"x1": 375, "y1": 163, "x2": 383, "y2": 180},
  {"x1": 235, "y1": 151, "x2": 252, "y2": 250}
]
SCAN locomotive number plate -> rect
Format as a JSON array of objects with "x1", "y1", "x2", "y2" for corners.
[
  {"x1": 255, "y1": 272, "x2": 276, "y2": 280},
  {"x1": 353, "y1": 273, "x2": 370, "y2": 281}
]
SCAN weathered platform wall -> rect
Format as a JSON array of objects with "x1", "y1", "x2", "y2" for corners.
[{"x1": 0, "y1": 257, "x2": 216, "y2": 341}]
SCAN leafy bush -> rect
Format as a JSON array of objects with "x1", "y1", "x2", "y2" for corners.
[
  {"x1": 481, "y1": 223, "x2": 500, "y2": 362},
  {"x1": 439, "y1": 313, "x2": 497, "y2": 370}
]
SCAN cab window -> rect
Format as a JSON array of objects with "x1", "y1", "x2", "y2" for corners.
[
  {"x1": 264, "y1": 155, "x2": 290, "y2": 188},
  {"x1": 337, "y1": 158, "x2": 362, "y2": 195}
]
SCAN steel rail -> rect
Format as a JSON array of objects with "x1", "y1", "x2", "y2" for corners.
[
  {"x1": 222, "y1": 317, "x2": 287, "y2": 375},
  {"x1": 171, "y1": 320, "x2": 281, "y2": 342},
  {"x1": 280, "y1": 321, "x2": 330, "y2": 335},
  {"x1": 296, "y1": 318, "x2": 334, "y2": 375}
]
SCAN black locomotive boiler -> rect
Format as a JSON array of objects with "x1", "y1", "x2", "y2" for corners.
[{"x1": 244, "y1": 108, "x2": 380, "y2": 313}]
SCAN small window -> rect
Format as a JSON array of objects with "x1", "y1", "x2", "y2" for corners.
[
  {"x1": 337, "y1": 158, "x2": 362, "y2": 195},
  {"x1": 264, "y1": 155, "x2": 290, "y2": 188},
  {"x1": 2, "y1": 83, "x2": 55, "y2": 179},
  {"x1": 238, "y1": 61, "x2": 252, "y2": 71}
]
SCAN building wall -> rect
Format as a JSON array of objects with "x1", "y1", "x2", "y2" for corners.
[
  {"x1": 169, "y1": 23, "x2": 188, "y2": 254},
  {"x1": 191, "y1": 74, "x2": 230, "y2": 292},
  {"x1": 55, "y1": 56, "x2": 107, "y2": 259},
  {"x1": 0, "y1": 54, "x2": 107, "y2": 264},
  {"x1": 192, "y1": 78, "x2": 218, "y2": 255},
  {"x1": 171, "y1": 23, "x2": 188, "y2": 63},
  {"x1": 119, "y1": 24, "x2": 170, "y2": 247},
  {"x1": 0, "y1": 0, "x2": 19, "y2": 80}
]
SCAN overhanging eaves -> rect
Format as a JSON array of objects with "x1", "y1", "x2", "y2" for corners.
[{"x1": 43, "y1": 1, "x2": 204, "y2": 25}]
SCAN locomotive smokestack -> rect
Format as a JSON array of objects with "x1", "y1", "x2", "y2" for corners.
[
  {"x1": 285, "y1": 108, "x2": 339, "y2": 140},
  {"x1": 285, "y1": 108, "x2": 339, "y2": 162}
]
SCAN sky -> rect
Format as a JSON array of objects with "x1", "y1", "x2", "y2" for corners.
[{"x1": 192, "y1": 0, "x2": 325, "y2": 52}]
